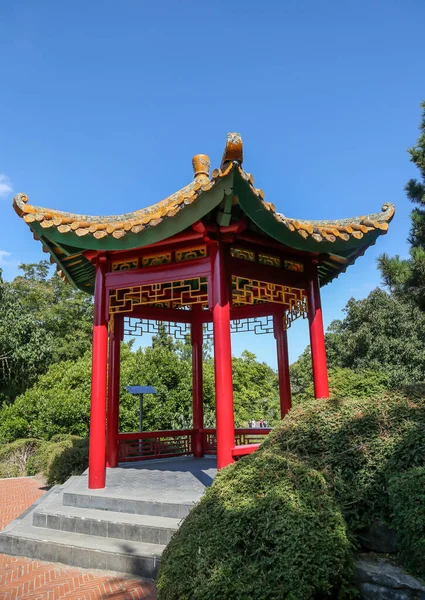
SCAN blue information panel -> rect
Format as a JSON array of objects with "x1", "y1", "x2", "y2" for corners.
[{"x1": 125, "y1": 386, "x2": 157, "y2": 395}]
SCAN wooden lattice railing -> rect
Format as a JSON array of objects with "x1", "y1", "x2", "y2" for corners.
[
  {"x1": 202, "y1": 428, "x2": 272, "y2": 455},
  {"x1": 117, "y1": 428, "x2": 272, "y2": 462}
]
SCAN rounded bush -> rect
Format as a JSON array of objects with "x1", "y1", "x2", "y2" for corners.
[
  {"x1": 157, "y1": 451, "x2": 351, "y2": 600},
  {"x1": 389, "y1": 467, "x2": 425, "y2": 577}
]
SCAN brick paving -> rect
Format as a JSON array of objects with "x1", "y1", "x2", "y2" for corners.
[{"x1": 0, "y1": 477, "x2": 156, "y2": 599}]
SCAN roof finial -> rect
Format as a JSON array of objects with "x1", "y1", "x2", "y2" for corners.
[
  {"x1": 192, "y1": 154, "x2": 210, "y2": 181},
  {"x1": 221, "y1": 132, "x2": 243, "y2": 168}
]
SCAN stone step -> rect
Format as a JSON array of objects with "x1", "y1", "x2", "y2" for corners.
[
  {"x1": 0, "y1": 525, "x2": 163, "y2": 578},
  {"x1": 33, "y1": 505, "x2": 181, "y2": 545},
  {"x1": 63, "y1": 489, "x2": 193, "y2": 518}
]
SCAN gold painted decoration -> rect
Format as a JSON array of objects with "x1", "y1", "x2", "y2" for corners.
[
  {"x1": 175, "y1": 246, "x2": 207, "y2": 262},
  {"x1": 142, "y1": 252, "x2": 172, "y2": 267},
  {"x1": 230, "y1": 247, "x2": 256, "y2": 262},
  {"x1": 285, "y1": 296, "x2": 308, "y2": 330},
  {"x1": 258, "y1": 253, "x2": 281, "y2": 268},
  {"x1": 111, "y1": 259, "x2": 139, "y2": 272},
  {"x1": 283, "y1": 260, "x2": 304, "y2": 273},
  {"x1": 232, "y1": 276, "x2": 306, "y2": 308},
  {"x1": 109, "y1": 277, "x2": 208, "y2": 314}
]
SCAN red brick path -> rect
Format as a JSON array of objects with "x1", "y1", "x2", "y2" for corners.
[{"x1": 0, "y1": 477, "x2": 157, "y2": 599}]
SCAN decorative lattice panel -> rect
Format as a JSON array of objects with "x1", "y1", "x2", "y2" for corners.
[
  {"x1": 203, "y1": 316, "x2": 274, "y2": 339},
  {"x1": 109, "y1": 277, "x2": 208, "y2": 314},
  {"x1": 284, "y1": 294, "x2": 308, "y2": 329},
  {"x1": 123, "y1": 317, "x2": 191, "y2": 340},
  {"x1": 232, "y1": 276, "x2": 306, "y2": 307}
]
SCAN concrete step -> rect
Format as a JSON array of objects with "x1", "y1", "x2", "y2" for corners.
[
  {"x1": 63, "y1": 489, "x2": 193, "y2": 518},
  {"x1": 33, "y1": 505, "x2": 181, "y2": 545},
  {"x1": 0, "y1": 525, "x2": 163, "y2": 578}
]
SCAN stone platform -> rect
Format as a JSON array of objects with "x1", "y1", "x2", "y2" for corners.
[{"x1": 0, "y1": 456, "x2": 217, "y2": 579}]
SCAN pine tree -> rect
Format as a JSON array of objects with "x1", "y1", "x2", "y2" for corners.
[{"x1": 378, "y1": 101, "x2": 425, "y2": 308}]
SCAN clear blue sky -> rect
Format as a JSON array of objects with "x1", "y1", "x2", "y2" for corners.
[{"x1": 1, "y1": 1, "x2": 424, "y2": 367}]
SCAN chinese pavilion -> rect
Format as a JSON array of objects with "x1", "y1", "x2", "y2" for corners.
[{"x1": 13, "y1": 133, "x2": 394, "y2": 489}]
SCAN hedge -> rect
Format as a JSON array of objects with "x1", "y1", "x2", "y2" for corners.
[
  {"x1": 0, "y1": 438, "x2": 43, "y2": 478},
  {"x1": 158, "y1": 386, "x2": 425, "y2": 598},
  {"x1": 389, "y1": 467, "x2": 425, "y2": 577},
  {"x1": 157, "y1": 451, "x2": 352, "y2": 600},
  {"x1": 0, "y1": 435, "x2": 88, "y2": 485}
]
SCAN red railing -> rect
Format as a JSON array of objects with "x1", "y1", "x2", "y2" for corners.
[
  {"x1": 118, "y1": 428, "x2": 272, "y2": 462},
  {"x1": 118, "y1": 430, "x2": 193, "y2": 462},
  {"x1": 202, "y1": 428, "x2": 272, "y2": 456}
]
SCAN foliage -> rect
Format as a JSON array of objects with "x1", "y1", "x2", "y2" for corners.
[
  {"x1": 157, "y1": 451, "x2": 351, "y2": 600},
  {"x1": 378, "y1": 101, "x2": 425, "y2": 309},
  {"x1": 232, "y1": 350, "x2": 279, "y2": 424},
  {"x1": 325, "y1": 289, "x2": 425, "y2": 386},
  {"x1": 26, "y1": 436, "x2": 89, "y2": 486},
  {"x1": 0, "y1": 261, "x2": 93, "y2": 405},
  {"x1": 292, "y1": 364, "x2": 389, "y2": 405},
  {"x1": 264, "y1": 387, "x2": 425, "y2": 534},
  {"x1": 389, "y1": 467, "x2": 425, "y2": 577},
  {"x1": 0, "y1": 355, "x2": 92, "y2": 442},
  {"x1": 290, "y1": 288, "x2": 425, "y2": 401},
  {"x1": 159, "y1": 387, "x2": 425, "y2": 597},
  {"x1": 0, "y1": 438, "x2": 42, "y2": 478},
  {"x1": 0, "y1": 334, "x2": 279, "y2": 443}
]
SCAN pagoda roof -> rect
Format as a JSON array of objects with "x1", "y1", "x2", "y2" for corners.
[{"x1": 13, "y1": 133, "x2": 395, "y2": 293}]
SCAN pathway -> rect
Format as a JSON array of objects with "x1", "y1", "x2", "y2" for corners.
[{"x1": 0, "y1": 477, "x2": 156, "y2": 599}]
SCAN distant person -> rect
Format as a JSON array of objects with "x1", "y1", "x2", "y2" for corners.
[
  {"x1": 263, "y1": 419, "x2": 268, "y2": 428},
  {"x1": 251, "y1": 418, "x2": 256, "y2": 428},
  {"x1": 259, "y1": 418, "x2": 263, "y2": 428},
  {"x1": 248, "y1": 420, "x2": 252, "y2": 428}
]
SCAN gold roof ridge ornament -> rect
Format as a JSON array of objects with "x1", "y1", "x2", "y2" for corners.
[{"x1": 12, "y1": 132, "x2": 395, "y2": 293}]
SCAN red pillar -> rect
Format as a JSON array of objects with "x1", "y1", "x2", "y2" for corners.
[
  {"x1": 212, "y1": 243, "x2": 235, "y2": 469},
  {"x1": 106, "y1": 315, "x2": 122, "y2": 468},
  {"x1": 191, "y1": 312, "x2": 204, "y2": 458},
  {"x1": 273, "y1": 312, "x2": 292, "y2": 418},
  {"x1": 307, "y1": 264, "x2": 330, "y2": 399},
  {"x1": 88, "y1": 257, "x2": 109, "y2": 489}
]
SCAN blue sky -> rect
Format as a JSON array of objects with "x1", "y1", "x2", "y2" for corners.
[{"x1": 1, "y1": 1, "x2": 424, "y2": 367}]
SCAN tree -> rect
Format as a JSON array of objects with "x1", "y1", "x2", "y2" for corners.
[
  {"x1": 378, "y1": 101, "x2": 425, "y2": 308},
  {"x1": 290, "y1": 288, "x2": 425, "y2": 401},
  {"x1": 0, "y1": 261, "x2": 93, "y2": 405}
]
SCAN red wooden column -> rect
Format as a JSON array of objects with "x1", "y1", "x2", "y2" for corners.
[
  {"x1": 307, "y1": 263, "x2": 330, "y2": 399},
  {"x1": 106, "y1": 314, "x2": 122, "y2": 468},
  {"x1": 191, "y1": 311, "x2": 204, "y2": 458},
  {"x1": 273, "y1": 312, "x2": 292, "y2": 418},
  {"x1": 211, "y1": 243, "x2": 235, "y2": 469},
  {"x1": 88, "y1": 257, "x2": 109, "y2": 489}
]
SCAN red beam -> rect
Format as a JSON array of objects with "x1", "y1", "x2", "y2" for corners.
[
  {"x1": 232, "y1": 444, "x2": 260, "y2": 457},
  {"x1": 229, "y1": 257, "x2": 307, "y2": 289},
  {"x1": 237, "y1": 231, "x2": 320, "y2": 260},
  {"x1": 105, "y1": 256, "x2": 211, "y2": 290}
]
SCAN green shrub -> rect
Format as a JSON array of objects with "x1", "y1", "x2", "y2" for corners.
[
  {"x1": 263, "y1": 389, "x2": 425, "y2": 532},
  {"x1": 157, "y1": 451, "x2": 352, "y2": 600},
  {"x1": 159, "y1": 388, "x2": 425, "y2": 597},
  {"x1": 389, "y1": 467, "x2": 425, "y2": 577},
  {"x1": 27, "y1": 437, "x2": 88, "y2": 485},
  {"x1": 0, "y1": 438, "x2": 42, "y2": 478}
]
